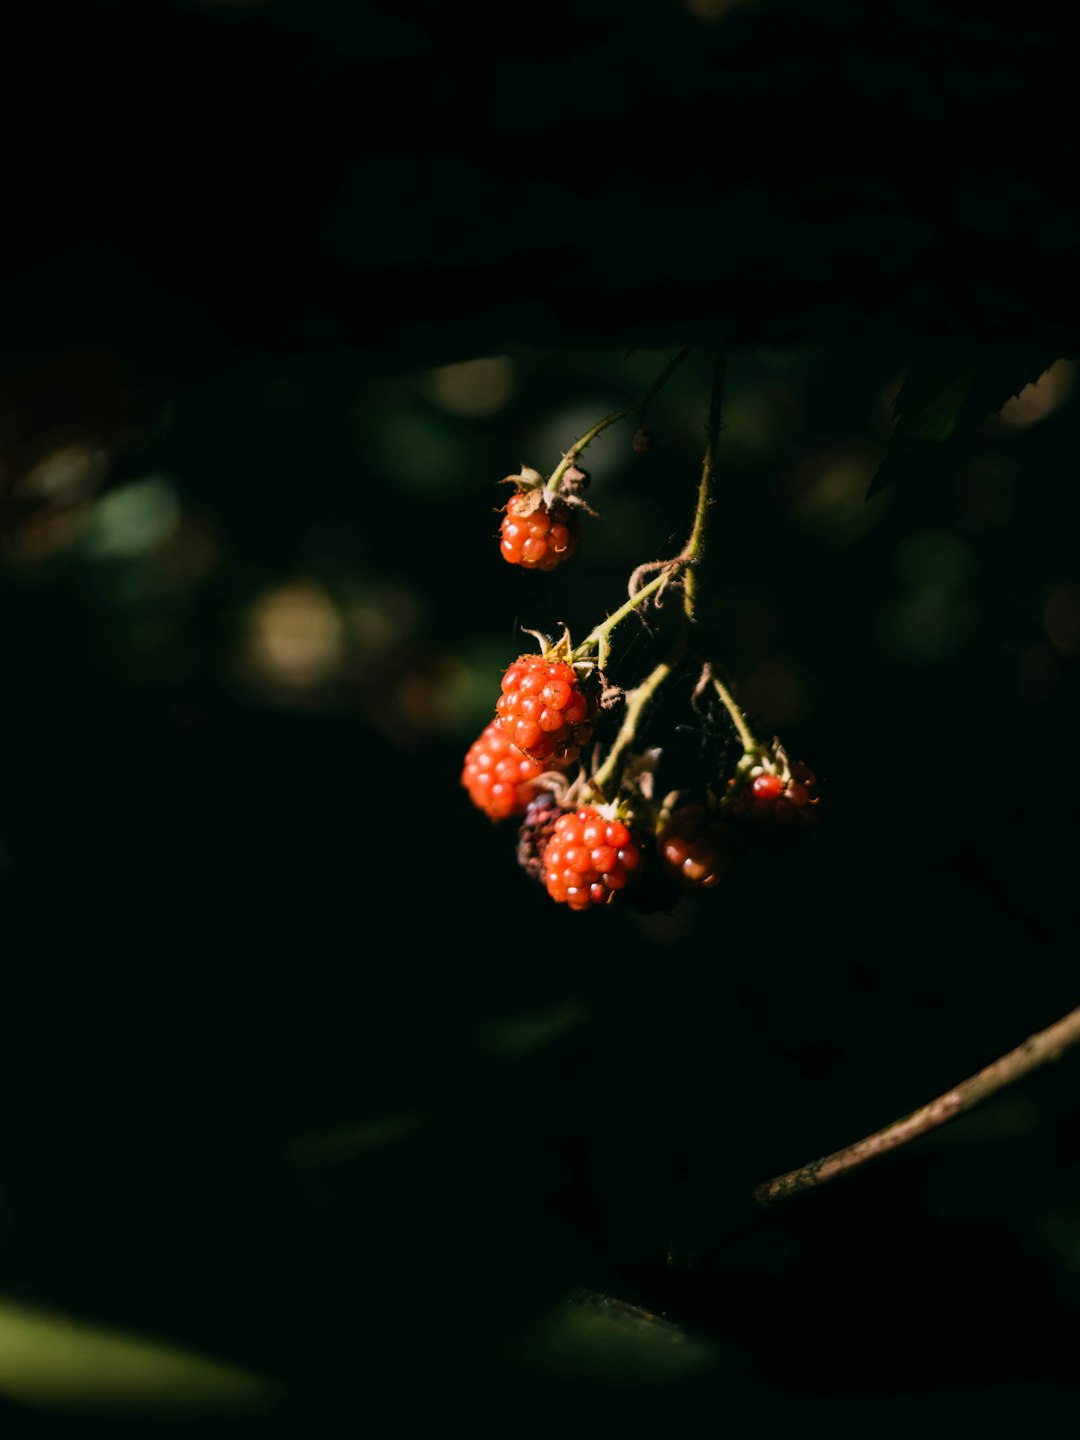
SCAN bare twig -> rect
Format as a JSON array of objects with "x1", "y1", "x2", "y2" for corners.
[{"x1": 753, "y1": 1003, "x2": 1080, "y2": 1207}]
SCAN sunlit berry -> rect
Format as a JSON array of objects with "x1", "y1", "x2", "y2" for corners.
[
  {"x1": 499, "y1": 492, "x2": 580, "y2": 572},
  {"x1": 495, "y1": 654, "x2": 597, "y2": 765},
  {"x1": 462, "y1": 720, "x2": 551, "y2": 821},
  {"x1": 541, "y1": 806, "x2": 642, "y2": 910}
]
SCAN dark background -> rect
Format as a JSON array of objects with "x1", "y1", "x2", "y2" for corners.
[{"x1": 2, "y1": 2, "x2": 1080, "y2": 1435}]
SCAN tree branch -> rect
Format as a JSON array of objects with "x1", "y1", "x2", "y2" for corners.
[{"x1": 753, "y1": 1002, "x2": 1080, "y2": 1207}]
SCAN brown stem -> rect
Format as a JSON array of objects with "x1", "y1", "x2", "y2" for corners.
[{"x1": 753, "y1": 1002, "x2": 1080, "y2": 1207}]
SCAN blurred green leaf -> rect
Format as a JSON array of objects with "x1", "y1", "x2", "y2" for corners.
[
  {"x1": 0, "y1": 1297, "x2": 287, "y2": 1417},
  {"x1": 471, "y1": 1002, "x2": 587, "y2": 1060},
  {"x1": 290, "y1": 1106, "x2": 437, "y2": 1168},
  {"x1": 523, "y1": 1289, "x2": 721, "y2": 1384},
  {"x1": 868, "y1": 338, "x2": 1069, "y2": 496},
  {"x1": 891, "y1": 348, "x2": 984, "y2": 445}
]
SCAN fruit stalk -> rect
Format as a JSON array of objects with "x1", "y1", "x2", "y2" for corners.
[
  {"x1": 590, "y1": 652, "x2": 682, "y2": 800},
  {"x1": 547, "y1": 344, "x2": 694, "y2": 494},
  {"x1": 571, "y1": 568, "x2": 680, "y2": 662}
]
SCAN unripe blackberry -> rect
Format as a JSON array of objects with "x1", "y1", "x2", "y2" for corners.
[
  {"x1": 495, "y1": 654, "x2": 598, "y2": 766},
  {"x1": 517, "y1": 792, "x2": 565, "y2": 881},
  {"x1": 541, "y1": 806, "x2": 643, "y2": 910},
  {"x1": 462, "y1": 720, "x2": 550, "y2": 822}
]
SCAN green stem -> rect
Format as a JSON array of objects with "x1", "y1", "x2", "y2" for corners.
[
  {"x1": 547, "y1": 344, "x2": 694, "y2": 494},
  {"x1": 711, "y1": 672, "x2": 758, "y2": 756},
  {"x1": 572, "y1": 568, "x2": 680, "y2": 662},
  {"x1": 591, "y1": 654, "x2": 680, "y2": 799},
  {"x1": 682, "y1": 345, "x2": 727, "y2": 621},
  {"x1": 567, "y1": 340, "x2": 737, "y2": 792}
]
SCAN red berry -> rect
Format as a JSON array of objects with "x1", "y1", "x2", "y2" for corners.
[
  {"x1": 462, "y1": 720, "x2": 551, "y2": 821},
  {"x1": 541, "y1": 806, "x2": 643, "y2": 910},
  {"x1": 659, "y1": 804, "x2": 736, "y2": 890},
  {"x1": 499, "y1": 492, "x2": 580, "y2": 572},
  {"x1": 736, "y1": 762, "x2": 822, "y2": 853},
  {"x1": 751, "y1": 773, "x2": 783, "y2": 801},
  {"x1": 495, "y1": 654, "x2": 597, "y2": 765}
]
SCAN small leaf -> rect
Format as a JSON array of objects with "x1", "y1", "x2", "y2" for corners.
[
  {"x1": 891, "y1": 346, "x2": 984, "y2": 444},
  {"x1": 868, "y1": 337, "x2": 1072, "y2": 497}
]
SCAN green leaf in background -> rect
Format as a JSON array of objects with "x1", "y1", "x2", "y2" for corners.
[
  {"x1": 891, "y1": 347, "x2": 984, "y2": 445},
  {"x1": 521, "y1": 1289, "x2": 723, "y2": 1384},
  {"x1": 0, "y1": 1297, "x2": 288, "y2": 1419},
  {"x1": 867, "y1": 337, "x2": 1072, "y2": 497},
  {"x1": 471, "y1": 1001, "x2": 588, "y2": 1061},
  {"x1": 289, "y1": 1106, "x2": 437, "y2": 1168}
]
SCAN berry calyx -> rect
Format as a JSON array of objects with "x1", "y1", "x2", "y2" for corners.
[
  {"x1": 462, "y1": 720, "x2": 554, "y2": 822},
  {"x1": 658, "y1": 803, "x2": 737, "y2": 890},
  {"x1": 541, "y1": 806, "x2": 643, "y2": 910},
  {"x1": 499, "y1": 490, "x2": 580, "y2": 572},
  {"x1": 495, "y1": 653, "x2": 598, "y2": 765}
]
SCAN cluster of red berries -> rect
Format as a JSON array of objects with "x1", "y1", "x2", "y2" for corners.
[
  {"x1": 657, "y1": 764, "x2": 820, "y2": 888},
  {"x1": 461, "y1": 653, "x2": 598, "y2": 821},
  {"x1": 461, "y1": 650, "x2": 821, "y2": 913},
  {"x1": 460, "y1": 651, "x2": 641, "y2": 911},
  {"x1": 463, "y1": 436, "x2": 822, "y2": 914}
]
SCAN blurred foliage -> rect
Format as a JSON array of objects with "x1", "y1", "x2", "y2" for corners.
[
  {"x1": 0, "y1": 1297, "x2": 284, "y2": 1419},
  {"x1": 3, "y1": 2, "x2": 1080, "y2": 1437},
  {"x1": 3, "y1": 335, "x2": 1080, "y2": 1437}
]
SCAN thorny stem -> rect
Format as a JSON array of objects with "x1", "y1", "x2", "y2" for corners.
[
  {"x1": 753, "y1": 1002, "x2": 1080, "y2": 1206},
  {"x1": 710, "y1": 672, "x2": 759, "y2": 756},
  {"x1": 547, "y1": 345, "x2": 694, "y2": 494},
  {"x1": 591, "y1": 647, "x2": 685, "y2": 799},
  {"x1": 680, "y1": 347, "x2": 762, "y2": 760},
  {"x1": 568, "y1": 341, "x2": 748, "y2": 786},
  {"x1": 569, "y1": 342, "x2": 728, "y2": 666},
  {"x1": 682, "y1": 345, "x2": 727, "y2": 622},
  {"x1": 571, "y1": 568, "x2": 680, "y2": 662},
  {"x1": 547, "y1": 337, "x2": 744, "y2": 801}
]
